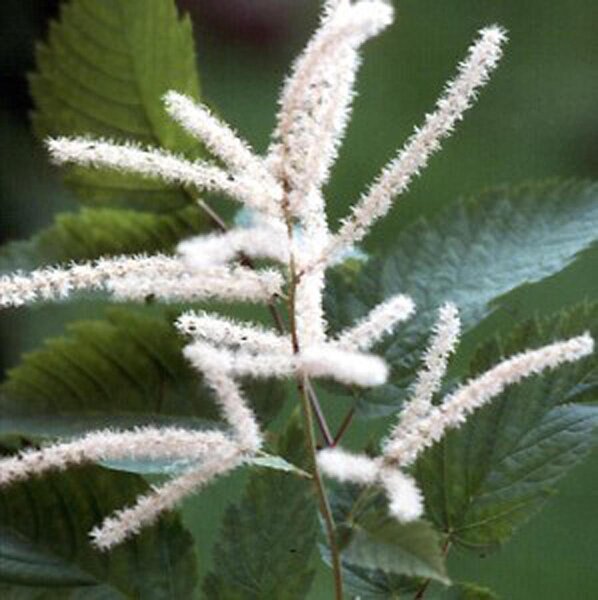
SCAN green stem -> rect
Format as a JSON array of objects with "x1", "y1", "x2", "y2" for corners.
[{"x1": 298, "y1": 374, "x2": 344, "y2": 600}]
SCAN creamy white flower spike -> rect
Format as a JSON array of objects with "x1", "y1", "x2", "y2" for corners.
[
  {"x1": 176, "y1": 311, "x2": 292, "y2": 354},
  {"x1": 269, "y1": 0, "x2": 393, "y2": 226},
  {"x1": 386, "y1": 303, "x2": 461, "y2": 443},
  {"x1": 184, "y1": 340, "x2": 387, "y2": 388},
  {"x1": 335, "y1": 294, "x2": 415, "y2": 351},
  {"x1": 0, "y1": 427, "x2": 232, "y2": 486},
  {"x1": 177, "y1": 224, "x2": 289, "y2": 269},
  {"x1": 325, "y1": 25, "x2": 507, "y2": 262},
  {"x1": 319, "y1": 321, "x2": 593, "y2": 524},
  {"x1": 90, "y1": 447, "x2": 243, "y2": 550},
  {"x1": 384, "y1": 332, "x2": 594, "y2": 466},
  {"x1": 317, "y1": 447, "x2": 379, "y2": 485},
  {"x1": 0, "y1": 256, "x2": 283, "y2": 308},
  {"x1": 47, "y1": 137, "x2": 282, "y2": 217},
  {"x1": 163, "y1": 91, "x2": 272, "y2": 180},
  {"x1": 317, "y1": 447, "x2": 424, "y2": 522}
]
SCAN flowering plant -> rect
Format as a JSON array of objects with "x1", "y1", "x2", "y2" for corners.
[{"x1": 1, "y1": 1, "x2": 597, "y2": 598}]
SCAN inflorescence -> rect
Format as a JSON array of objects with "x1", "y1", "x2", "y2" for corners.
[{"x1": 0, "y1": 0, "x2": 593, "y2": 550}]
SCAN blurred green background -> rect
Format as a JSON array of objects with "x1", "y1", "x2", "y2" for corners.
[{"x1": 1, "y1": 0, "x2": 597, "y2": 598}]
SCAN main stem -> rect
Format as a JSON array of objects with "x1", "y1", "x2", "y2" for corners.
[
  {"x1": 298, "y1": 375, "x2": 344, "y2": 599},
  {"x1": 197, "y1": 196, "x2": 334, "y2": 446},
  {"x1": 287, "y1": 258, "x2": 343, "y2": 599}
]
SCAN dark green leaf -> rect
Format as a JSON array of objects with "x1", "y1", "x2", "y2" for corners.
[
  {"x1": 343, "y1": 515, "x2": 449, "y2": 585},
  {"x1": 415, "y1": 304, "x2": 598, "y2": 552},
  {"x1": 0, "y1": 205, "x2": 207, "y2": 272},
  {"x1": 0, "y1": 308, "x2": 219, "y2": 437},
  {"x1": 328, "y1": 484, "x2": 448, "y2": 587},
  {"x1": 326, "y1": 180, "x2": 598, "y2": 416},
  {"x1": 0, "y1": 455, "x2": 197, "y2": 598},
  {"x1": 203, "y1": 416, "x2": 317, "y2": 599},
  {"x1": 30, "y1": 0, "x2": 202, "y2": 211}
]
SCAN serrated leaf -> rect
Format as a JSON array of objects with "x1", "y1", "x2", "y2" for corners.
[
  {"x1": 326, "y1": 180, "x2": 598, "y2": 416},
  {"x1": 0, "y1": 452, "x2": 197, "y2": 598},
  {"x1": 328, "y1": 484, "x2": 448, "y2": 588},
  {"x1": 203, "y1": 416, "x2": 317, "y2": 599},
  {"x1": 0, "y1": 307, "x2": 285, "y2": 438},
  {"x1": 343, "y1": 515, "x2": 449, "y2": 585},
  {"x1": 0, "y1": 308, "x2": 217, "y2": 437},
  {"x1": 0, "y1": 205, "x2": 207, "y2": 272},
  {"x1": 415, "y1": 304, "x2": 598, "y2": 552},
  {"x1": 30, "y1": 0, "x2": 201, "y2": 211}
]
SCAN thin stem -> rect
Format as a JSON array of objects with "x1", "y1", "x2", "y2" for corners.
[
  {"x1": 412, "y1": 537, "x2": 452, "y2": 599},
  {"x1": 333, "y1": 405, "x2": 355, "y2": 446},
  {"x1": 308, "y1": 380, "x2": 335, "y2": 447},
  {"x1": 298, "y1": 374, "x2": 344, "y2": 600}
]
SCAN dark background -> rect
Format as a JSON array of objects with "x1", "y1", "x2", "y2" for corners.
[{"x1": 1, "y1": 1, "x2": 597, "y2": 597}]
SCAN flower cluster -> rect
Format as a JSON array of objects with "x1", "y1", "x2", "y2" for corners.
[{"x1": 0, "y1": 0, "x2": 593, "y2": 550}]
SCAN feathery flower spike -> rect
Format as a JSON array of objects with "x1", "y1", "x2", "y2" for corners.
[
  {"x1": 0, "y1": 427, "x2": 232, "y2": 486},
  {"x1": 176, "y1": 311, "x2": 292, "y2": 354},
  {"x1": 47, "y1": 137, "x2": 283, "y2": 217},
  {"x1": 325, "y1": 25, "x2": 507, "y2": 262},
  {"x1": 0, "y1": 256, "x2": 283, "y2": 308},
  {"x1": 385, "y1": 302, "x2": 461, "y2": 445},
  {"x1": 319, "y1": 327, "x2": 593, "y2": 524},
  {"x1": 163, "y1": 91, "x2": 272, "y2": 180},
  {"x1": 268, "y1": 0, "x2": 393, "y2": 226},
  {"x1": 384, "y1": 332, "x2": 594, "y2": 466}
]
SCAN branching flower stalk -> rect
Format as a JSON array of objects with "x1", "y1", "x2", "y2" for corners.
[{"x1": 0, "y1": 1, "x2": 594, "y2": 597}]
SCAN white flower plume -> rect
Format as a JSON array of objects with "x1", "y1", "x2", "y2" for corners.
[
  {"x1": 1, "y1": 0, "x2": 591, "y2": 550},
  {"x1": 318, "y1": 308, "x2": 593, "y2": 522}
]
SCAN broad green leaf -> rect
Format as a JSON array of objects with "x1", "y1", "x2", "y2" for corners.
[
  {"x1": 415, "y1": 305, "x2": 598, "y2": 552},
  {"x1": 203, "y1": 416, "x2": 317, "y2": 599},
  {"x1": 30, "y1": 0, "x2": 201, "y2": 211},
  {"x1": 0, "y1": 528, "x2": 96, "y2": 588},
  {"x1": 0, "y1": 205, "x2": 206, "y2": 272},
  {"x1": 0, "y1": 308, "x2": 215, "y2": 436},
  {"x1": 0, "y1": 451, "x2": 197, "y2": 598},
  {"x1": 329, "y1": 484, "x2": 449, "y2": 586},
  {"x1": 0, "y1": 308, "x2": 285, "y2": 438},
  {"x1": 343, "y1": 516, "x2": 449, "y2": 585},
  {"x1": 326, "y1": 180, "x2": 598, "y2": 416}
]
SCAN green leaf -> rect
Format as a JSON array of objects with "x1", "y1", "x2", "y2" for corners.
[
  {"x1": 328, "y1": 484, "x2": 448, "y2": 587},
  {"x1": 0, "y1": 205, "x2": 208, "y2": 272},
  {"x1": 249, "y1": 453, "x2": 311, "y2": 479},
  {"x1": 203, "y1": 416, "x2": 317, "y2": 599},
  {"x1": 0, "y1": 452, "x2": 197, "y2": 598},
  {"x1": 341, "y1": 560, "x2": 415, "y2": 599},
  {"x1": 0, "y1": 308, "x2": 219, "y2": 437},
  {"x1": 415, "y1": 304, "x2": 598, "y2": 552},
  {"x1": 326, "y1": 180, "x2": 598, "y2": 416},
  {"x1": 30, "y1": 0, "x2": 201, "y2": 211},
  {"x1": 0, "y1": 306, "x2": 285, "y2": 438},
  {"x1": 343, "y1": 516, "x2": 449, "y2": 585}
]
